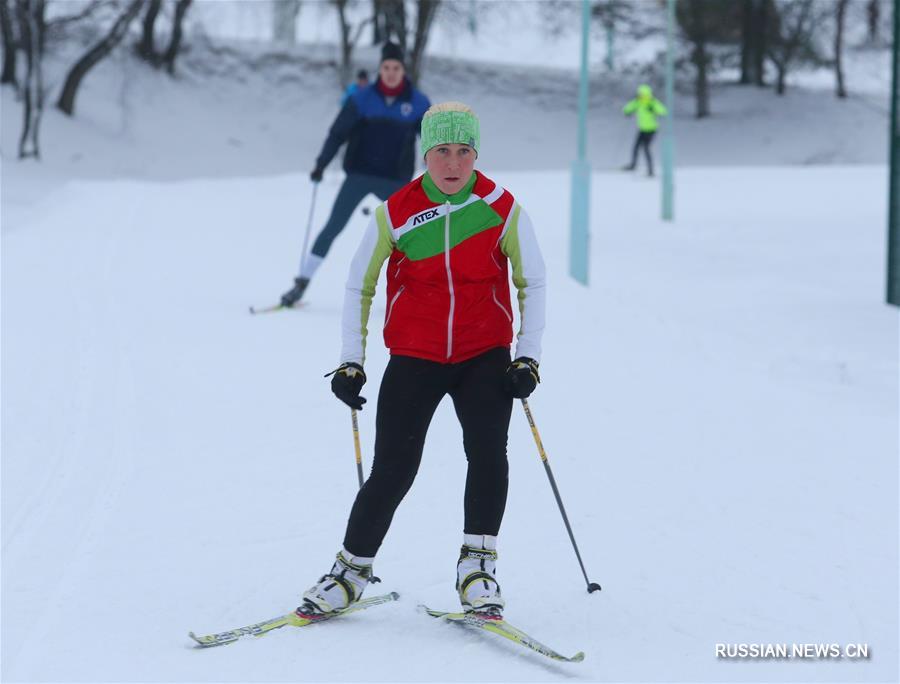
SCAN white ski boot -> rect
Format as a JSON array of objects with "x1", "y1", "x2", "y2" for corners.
[
  {"x1": 456, "y1": 535, "x2": 504, "y2": 615},
  {"x1": 298, "y1": 549, "x2": 374, "y2": 616}
]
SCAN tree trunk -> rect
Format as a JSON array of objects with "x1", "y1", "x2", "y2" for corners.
[
  {"x1": 335, "y1": 0, "x2": 352, "y2": 86},
  {"x1": 383, "y1": 0, "x2": 406, "y2": 51},
  {"x1": 56, "y1": 0, "x2": 143, "y2": 116},
  {"x1": 834, "y1": 0, "x2": 847, "y2": 98},
  {"x1": 372, "y1": 0, "x2": 384, "y2": 45},
  {"x1": 16, "y1": 0, "x2": 43, "y2": 159},
  {"x1": 739, "y1": 0, "x2": 756, "y2": 85},
  {"x1": 161, "y1": 0, "x2": 191, "y2": 75},
  {"x1": 754, "y1": 0, "x2": 768, "y2": 86},
  {"x1": 867, "y1": 0, "x2": 880, "y2": 43},
  {"x1": 408, "y1": 0, "x2": 438, "y2": 84},
  {"x1": 694, "y1": 42, "x2": 709, "y2": 117},
  {"x1": 272, "y1": 0, "x2": 299, "y2": 44},
  {"x1": 775, "y1": 62, "x2": 786, "y2": 94},
  {"x1": 1, "y1": 0, "x2": 17, "y2": 86},
  {"x1": 137, "y1": 0, "x2": 160, "y2": 62},
  {"x1": 688, "y1": 0, "x2": 710, "y2": 118}
]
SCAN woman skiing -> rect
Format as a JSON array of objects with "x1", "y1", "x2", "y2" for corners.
[{"x1": 299, "y1": 102, "x2": 546, "y2": 617}]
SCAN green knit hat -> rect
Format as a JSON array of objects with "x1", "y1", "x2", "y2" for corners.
[{"x1": 420, "y1": 103, "x2": 480, "y2": 157}]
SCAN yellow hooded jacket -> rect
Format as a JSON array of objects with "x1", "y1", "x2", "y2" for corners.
[{"x1": 623, "y1": 85, "x2": 668, "y2": 133}]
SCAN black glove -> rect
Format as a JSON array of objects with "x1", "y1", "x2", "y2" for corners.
[
  {"x1": 504, "y1": 357, "x2": 540, "y2": 399},
  {"x1": 326, "y1": 362, "x2": 367, "y2": 410},
  {"x1": 310, "y1": 166, "x2": 324, "y2": 183}
]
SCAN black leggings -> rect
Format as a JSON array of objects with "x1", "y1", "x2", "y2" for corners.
[
  {"x1": 343, "y1": 348, "x2": 513, "y2": 557},
  {"x1": 629, "y1": 130, "x2": 656, "y2": 174}
]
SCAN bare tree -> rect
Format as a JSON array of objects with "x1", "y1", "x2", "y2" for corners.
[
  {"x1": 407, "y1": 0, "x2": 439, "y2": 84},
  {"x1": 676, "y1": 0, "x2": 739, "y2": 118},
  {"x1": 16, "y1": 0, "x2": 44, "y2": 159},
  {"x1": 57, "y1": 0, "x2": 144, "y2": 116},
  {"x1": 833, "y1": 0, "x2": 848, "y2": 98},
  {"x1": 272, "y1": 0, "x2": 300, "y2": 43},
  {"x1": 766, "y1": 0, "x2": 819, "y2": 95},
  {"x1": 382, "y1": 0, "x2": 406, "y2": 48},
  {"x1": 136, "y1": 0, "x2": 161, "y2": 63},
  {"x1": 333, "y1": 0, "x2": 372, "y2": 87},
  {"x1": 1, "y1": 0, "x2": 16, "y2": 86},
  {"x1": 135, "y1": 0, "x2": 191, "y2": 74},
  {"x1": 371, "y1": 0, "x2": 384, "y2": 44},
  {"x1": 739, "y1": 0, "x2": 769, "y2": 86},
  {"x1": 866, "y1": 0, "x2": 880, "y2": 43},
  {"x1": 367, "y1": 0, "x2": 439, "y2": 84},
  {"x1": 160, "y1": 0, "x2": 190, "y2": 74}
]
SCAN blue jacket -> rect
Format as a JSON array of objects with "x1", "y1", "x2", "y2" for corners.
[{"x1": 316, "y1": 78, "x2": 431, "y2": 182}]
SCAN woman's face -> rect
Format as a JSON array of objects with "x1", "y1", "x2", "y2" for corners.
[
  {"x1": 379, "y1": 60, "x2": 405, "y2": 89},
  {"x1": 425, "y1": 144, "x2": 476, "y2": 195}
]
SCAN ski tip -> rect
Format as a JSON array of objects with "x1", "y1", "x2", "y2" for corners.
[
  {"x1": 571, "y1": 651, "x2": 586, "y2": 663},
  {"x1": 188, "y1": 631, "x2": 210, "y2": 648}
]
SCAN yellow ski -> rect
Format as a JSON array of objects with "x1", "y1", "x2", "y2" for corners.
[
  {"x1": 420, "y1": 605, "x2": 584, "y2": 663},
  {"x1": 189, "y1": 591, "x2": 399, "y2": 648}
]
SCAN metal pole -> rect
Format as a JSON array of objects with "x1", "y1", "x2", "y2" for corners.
[
  {"x1": 351, "y1": 409, "x2": 364, "y2": 488},
  {"x1": 887, "y1": 0, "x2": 899, "y2": 305},
  {"x1": 570, "y1": 0, "x2": 591, "y2": 285},
  {"x1": 298, "y1": 182, "x2": 319, "y2": 275},
  {"x1": 521, "y1": 400, "x2": 601, "y2": 593},
  {"x1": 661, "y1": 0, "x2": 676, "y2": 222}
]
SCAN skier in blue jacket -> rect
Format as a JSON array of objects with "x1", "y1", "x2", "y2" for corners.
[{"x1": 281, "y1": 43, "x2": 431, "y2": 307}]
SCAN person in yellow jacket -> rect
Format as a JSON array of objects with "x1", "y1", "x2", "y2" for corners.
[{"x1": 622, "y1": 84, "x2": 668, "y2": 177}]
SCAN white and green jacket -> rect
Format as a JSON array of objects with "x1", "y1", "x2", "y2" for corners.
[{"x1": 341, "y1": 170, "x2": 545, "y2": 365}]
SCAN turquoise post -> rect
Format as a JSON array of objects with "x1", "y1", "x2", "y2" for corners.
[
  {"x1": 661, "y1": 0, "x2": 675, "y2": 221},
  {"x1": 888, "y1": 0, "x2": 899, "y2": 305},
  {"x1": 570, "y1": 0, "x2": 591, "y2": 285}
]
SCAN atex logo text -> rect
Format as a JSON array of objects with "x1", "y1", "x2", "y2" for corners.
[{"x1": 412, "y1": 208, "x2": 440, "y2": 225}]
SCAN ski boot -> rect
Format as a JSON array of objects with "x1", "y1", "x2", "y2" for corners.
[
  {"x1": 297, "y1": 549, "x2": 374, "y2": 618},
  {"x1": 456, "y1": 540, "x2": 504, "y2": 617},
  {"x1": 280, "y1": 277, "x2": 309, "y2": 308}
]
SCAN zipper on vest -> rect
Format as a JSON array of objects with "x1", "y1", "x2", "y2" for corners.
[{"x1": 443, "y1": 200, "x2": 455, "y2": 359}]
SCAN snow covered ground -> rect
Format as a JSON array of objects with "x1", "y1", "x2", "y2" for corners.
[
  {"x1": 2, "y1": 162, "x2": 897, "y2": 682},
  {"x1": 1, "y1": 13, "x2": 898, "y2": 683}
]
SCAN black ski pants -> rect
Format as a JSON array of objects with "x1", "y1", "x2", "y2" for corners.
[
  {"x1": 307, "y1": 173, "x2": 406, "y2": 263},
  {"x1": 343, "y1": 348, "x2": 513, "y2": 557},
  {"x1": 628, "y1": 130, "x2": 656, "y2": 174}
]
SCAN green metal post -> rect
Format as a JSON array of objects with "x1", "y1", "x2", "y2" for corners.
[
  {"x1": 570, "y1": 0, "x2": 591, "y2": 285},
  {"x1": 661, "y1": 0, "x2": 675, "y2": 221},
  {"x1": 888, "y1": 0, "x2": 900, "y2": 305}
]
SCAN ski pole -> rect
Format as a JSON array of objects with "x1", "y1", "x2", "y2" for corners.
[
  {"x1": 351, "y1": 408, "x2": 364, "y2": 489},
  {"x1": 350, "y1": 408, "x2": 381, "y2": 583},
  {"x1": 298, "y1": 182, "x2": 319, "y2": 274},
  {"x1": 521, "y1": 399, "x2": 601, "y2": 593}
]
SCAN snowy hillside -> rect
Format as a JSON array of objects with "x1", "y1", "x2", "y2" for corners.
[
  {"x1": 2, "y1": 11, "x2": 899, "y2": 684},
  {"x1": 0, "y1": 28, "x2": 892, "y2": 186}
]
